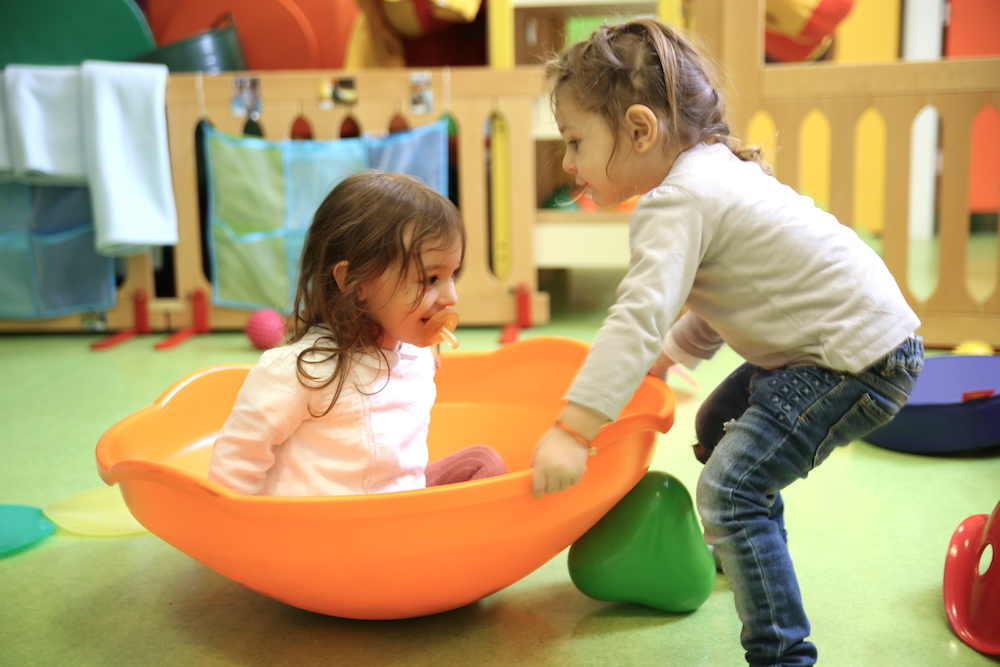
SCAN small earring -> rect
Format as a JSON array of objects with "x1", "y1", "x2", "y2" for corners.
[{"x1": 637, "y1": 142, "x2": 643, "y2": 150}]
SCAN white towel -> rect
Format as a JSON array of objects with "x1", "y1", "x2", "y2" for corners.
[
  {"x1": 3, "y1": 66, "x2": 88, "y2": 184},
  {"x1": 81, "y1": 60, "x2": 177, "y2": 256},
  {"x1": 0, "y1": 74, "x2": 13, "y2": 182}
]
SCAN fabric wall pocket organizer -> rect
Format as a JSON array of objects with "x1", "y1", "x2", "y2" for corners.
[
  {"x1": 203, "y1": 118, "x2": 449, "y2": 313},
  {"x1": 0, "y1": 183, "x2": 116, "y2": 319}
]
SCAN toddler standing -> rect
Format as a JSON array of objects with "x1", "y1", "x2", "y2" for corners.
[{"x1": 529, "y1": 19, "x2": 922, "y2": 666}]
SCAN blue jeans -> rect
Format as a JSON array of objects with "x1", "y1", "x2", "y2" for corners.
[{"x1": 695, "y1": 336, "x2": 923, "y2": 666}]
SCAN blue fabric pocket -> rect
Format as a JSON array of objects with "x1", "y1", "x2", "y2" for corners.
[
  {"x1": 0, "y1": 183, "x2": 115, "y2": 319},
  {"x1": 203, "y1": 120, "x2": 449, "y2": 313}
]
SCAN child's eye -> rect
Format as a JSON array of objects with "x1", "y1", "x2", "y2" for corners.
[
  {"x1": 566, "y1": 139, "x2": 580, "y2": 150},
  {"x1": 423, "y1": 266, "x2": 460, "y2": 287}
]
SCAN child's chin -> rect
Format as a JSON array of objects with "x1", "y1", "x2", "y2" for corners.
[{"x1": 405, "y1": 334, "x2": 430, "y2": 348}]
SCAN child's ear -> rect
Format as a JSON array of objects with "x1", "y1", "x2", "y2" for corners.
[
  {"x1": 625, "y1": 104, "x2": 658, "y2": 152},
  {"x1": 332, "y1": 261, "x2": 350, "y2": 293}
]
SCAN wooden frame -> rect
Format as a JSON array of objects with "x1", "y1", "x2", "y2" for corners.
[
  {"x1": 703, "y1": 0, "x2": 999, "y2": 348},
  {"x1": 1, "y1": 67, "x2": 550, "y2": 334}
]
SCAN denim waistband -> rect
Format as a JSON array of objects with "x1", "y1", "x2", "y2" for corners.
[{"x1": 870, "y1": 334, "x2": 924, "y2": 375}]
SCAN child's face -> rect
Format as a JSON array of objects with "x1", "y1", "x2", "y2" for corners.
[
  {"x1": 555, "y1": 94, "x2": 636, "y2": 208},
  {"x1": 361, "y1": 239, "x2": 463, "y2": 351}
]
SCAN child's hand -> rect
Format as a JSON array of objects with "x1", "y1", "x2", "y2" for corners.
[
  {"x1": 530, "y1": 402, "x2": 606, "y2": 498},
  {"x1": 530, "y1": 427, "x2": 591, "y2": 498},
  {"x1": 648, "y1": 351, "x2": 675, "y2": 380}
]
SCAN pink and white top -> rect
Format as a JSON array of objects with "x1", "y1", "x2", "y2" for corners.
[{"x1": 208, "y1": 328, "x2": 436, "y2": 497}]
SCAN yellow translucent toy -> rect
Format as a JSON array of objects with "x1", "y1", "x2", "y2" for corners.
[
  {"x1": 43, "y1": 486, "x2": 147, "y2": 536},
  {"x1": 95, "y1": 336, "x2": 674, "y2": 619}
]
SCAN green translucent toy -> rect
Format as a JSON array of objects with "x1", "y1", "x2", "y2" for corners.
[
  {"x1": 0, "y1": 505, "x2": 56, "y2": 558},
  {"x1": 568, "y1": 471, "x2": 716, "y2": 613}
]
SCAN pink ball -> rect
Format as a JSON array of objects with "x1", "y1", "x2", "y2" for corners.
[{"x1": 246, "y1": 309, "x2": 286, "y2": 350}]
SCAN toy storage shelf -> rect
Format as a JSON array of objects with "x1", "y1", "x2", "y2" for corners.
[
  {"x1": 510, "y1": 0, "x2": 653, "y2": 9},
  {"x1": 535, "y1": 211, "x2": 631, "y2": 269},
  {"x1": 532, "y1": 132, "x2": 632, "y2": 270},
  {"x1": 489, "y1": 0, "x2": 680, "y2": 68},
  {"x1": 517, "y1": 1, "x2": 683, "y2": 271}
]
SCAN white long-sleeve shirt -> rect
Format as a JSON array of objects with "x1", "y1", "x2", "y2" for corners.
[
  {"x1": 208, "y1": 328, "x2": 436, "y2": 496},
  {"x1": 567, "y1": 142, "x2": 920, "y2": 421}
]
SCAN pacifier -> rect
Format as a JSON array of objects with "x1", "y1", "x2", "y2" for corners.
[{"x1": 421, "y1": 309, "x2": 460, "y2": 349}]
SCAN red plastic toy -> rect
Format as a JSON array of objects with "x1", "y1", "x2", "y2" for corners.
[{"x1": 944, "y1": 499, "x2": 1000, "y2": 655}]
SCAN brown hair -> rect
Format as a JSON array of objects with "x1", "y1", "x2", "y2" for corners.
[
  {"x1": 546, "y1": 18, "x2": 770, "y2": 174},
  {"x1": 290, "y1": 169, "x2": 465, "y2": 415}
]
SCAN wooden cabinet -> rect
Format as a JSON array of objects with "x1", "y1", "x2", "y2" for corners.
[
  {"x1": 488, "y1": 0, "x2": 683, "y2": 67},
  {"x1": 513, "y1": 3, "x2": 685, "y2": 268}
]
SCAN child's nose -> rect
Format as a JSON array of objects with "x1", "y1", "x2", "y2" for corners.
[
  {"x1": 439, "y1": 280, "x2": 458, "y2": 306},
  {"x1": 562, "y1": 151, "x2": 576, "y2": 173}
]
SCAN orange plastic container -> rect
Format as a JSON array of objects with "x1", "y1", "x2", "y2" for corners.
[{"x1": 96, "y1": 336, "x2": 674, "y2": 619}]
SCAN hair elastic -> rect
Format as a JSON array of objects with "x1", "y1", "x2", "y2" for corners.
[{"x1": 555, "y1": 420, "x2": 598, "y2": 456}]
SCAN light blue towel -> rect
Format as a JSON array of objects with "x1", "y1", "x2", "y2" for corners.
[
  {"x1": 81, "y1": 60, "x2": 177, "y2": 257},
  {"x1": 3, "y1": 66, "x2": 87, "y2": 185},
  {"x1": 0, "y1": 74, "x2": 12, "y2": 182}
]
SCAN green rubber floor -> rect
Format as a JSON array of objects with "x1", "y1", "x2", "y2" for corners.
[{"x1": 1, "y1": 268, "x2": 998, "y2": 667}]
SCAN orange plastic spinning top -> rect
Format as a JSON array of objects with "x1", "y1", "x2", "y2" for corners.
[{"x1": 94, "y1": 337, "x2": 675, "y2": 619}]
